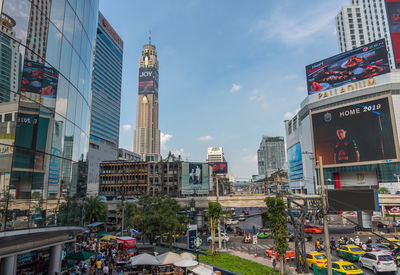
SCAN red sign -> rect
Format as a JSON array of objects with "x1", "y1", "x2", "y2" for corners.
[{"x1": 102, "y1": 18, "x2": 121, "y2": 44}]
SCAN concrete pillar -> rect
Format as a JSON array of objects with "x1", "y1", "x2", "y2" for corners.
[
  {"x1": 357, "y1": 211, "x2": 372, "y2": 229},
  {"x1": 1, "y1": 255, "x2": 17, "y2": 275},
  {"x1": 48, "y1": 244, "x2": 62, "y2": 275}
]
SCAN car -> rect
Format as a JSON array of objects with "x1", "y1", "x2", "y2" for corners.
[
  {"x1": 378, "y1": 238, "x2": 400, "y2": 249},
  {"x1": 243, "y1": 210, "x2": 249, "y2": 215},
  {"x1": 256, "y1": 229, "x2": 270, "y2": 239},
  {"x1": 238, "y1": 215, "x2": 246, "y2": 221},
  {"x1": 366, "y1": 243, "x2": 392, "y2": 253},
  {"x1": 336, "y1": 245, "x2": 365, "y2": 261},
  {"x1": 376, "y1": 221, "x2": 388, "y2": 229},
  {"x1": 264, "y1": 247, "x2": 295, "y2": 260},
  {"x1": 304, "y1": 225, "x2": 323, "y2": 234},
  {"x1": 207, "y1": 232, "x2": 229, "y2": 243},
  {"x1": 225, "y1": 219, "x2": 238, "y2": 225},
  {"x1": 305, "y1": 251, "x2": 327, "y2": 269},
  {"x1": 359, "y1": 251, "x2": 397, "y2": 274},
  {"x1": 392, "y1": 220, "x2": 400, "y2": 227},
  {"x1": 315, "y1": 260, "x2": 363, "y2": 275}
]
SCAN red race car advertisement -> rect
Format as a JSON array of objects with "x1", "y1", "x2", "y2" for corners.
[
  {"x1": 211, "y1": 162, "x2": 228, "y2": 174},
  {"x1": 386, "y1": 0, "x2": 400, "y2": 67},
  {"x1": 21, "y1": 60, "x2": 59, "y2": 98},
  {"x1": 306, "y1": 39, "x2": 390, "y2": 94}
]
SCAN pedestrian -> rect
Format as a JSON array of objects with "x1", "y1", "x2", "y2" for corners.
[
  {"x1": 102, "y1": 264, "x2": 109, "y2": 275},
  {"x1": 96, "y1": 259, "x2": 102, "y2": 275},
  {"x1": 108, "y1": 261, "x2": 113, "y2": 274},
  {"x1": 252, "y1": 225, "x2": 256, "y2": 235}
]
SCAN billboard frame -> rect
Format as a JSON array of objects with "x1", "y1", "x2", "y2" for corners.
[{"x1": 310, "y1": 95, "x2": 400, "y2": 168}]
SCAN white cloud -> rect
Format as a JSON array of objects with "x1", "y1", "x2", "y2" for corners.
[
  {"x1": 229, "y1": 83, "x2": 241, "y2": 93},
  {"x1": 243, "y1": 154, "x2": 258, "y2": 163},
  {"x1": 122, "y1": 124, "x2": 132, "y2": 131},
  {"x1": 199, "y1": 135, "x2": 214, "y2": 141},
  {"x1": 160, "y1": 132, "x2": 173, "y2": 155},
  {"x1": 284, "y1": 111, "x2": 294, "y2": 120},
  {"x1": 172, "y1": 148, "x2": 190, "y2": 160},
  {"x1": 252, "y1": 3, "x2": 338, "y2": 45}
]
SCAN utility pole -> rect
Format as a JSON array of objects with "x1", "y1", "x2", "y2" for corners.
[
  {"x1": 319, "y1": 156, "x2": 332, "y2": 275},
  {"x1": 216, "y1": 175, "x2": 222, "y2": 249}
]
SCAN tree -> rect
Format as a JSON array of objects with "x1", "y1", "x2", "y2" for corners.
[
  {"x1": 84, "y1": 196, "x2": 108, "y2": 224},
  {"x1": 206, "y1": 202, "x2": 222, "y2": 256},
  {"x1": 378, "y1": 187, "x2": 390, "y2": 194},
  {"x1": 189, "y1": 198, "x2": 196, "y2": 210},
  {"x1": 265, "y1": 197, "x2": 288, "y2": 275}
]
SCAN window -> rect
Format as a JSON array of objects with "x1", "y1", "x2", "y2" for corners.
[
  {"x1": 349, "y1": 19, "x2": 353, "y2": 23},
  {"x1": 4, "y1": 113, "x2": 12, "y2": 122}
]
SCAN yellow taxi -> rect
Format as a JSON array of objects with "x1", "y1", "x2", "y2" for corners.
[
  {"x1": 378, "y1": 238, "x2": 400, "y2": 249},
  {"x1": 336, "y1": 245, "x2": 365, "y2": 261},
  {"x1": 305, "y1": 251, "x2": 327, "y2": 268},
  {"x1": 317, "y1": 260, "x2": 364, "y2": 274}
]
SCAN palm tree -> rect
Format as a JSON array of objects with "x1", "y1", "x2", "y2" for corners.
[
  {"x1": 206, "y1": 202, "x2": 222, "y2": 256},
  {"x1": 84, "y1": 196, "x2": 108, "y2": 224}
]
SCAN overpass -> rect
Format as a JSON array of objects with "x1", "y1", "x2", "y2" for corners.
[{"x1": 106, "y1": 194, "x2": 400, "y2": 210}]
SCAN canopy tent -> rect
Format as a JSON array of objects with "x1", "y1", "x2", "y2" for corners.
[
  {"x1": 131, "y1": 253, "x2": 159, "y2": 266},
  {"x1": 65, "y1": 251, "x2": 94, "y2": 261},
  {"x1": 180, "y1": 252, "x2": 196, "y2": 260},
  {"x1": 156, "y1": 252, "x2": 182, "y2": 265},
  {"x1": 188, "y1": 265, "x2": 217, "y2": 275},
  {"x1": 174, "y1": 260, "x2": 198, "y2": 268},
  {"x1": 87, "y1": 222, "x2": 104, "y2": 227}
]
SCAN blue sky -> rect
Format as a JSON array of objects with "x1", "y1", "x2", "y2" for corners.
[{"x1": 99, "y1": 0, "x2": 349, "y2": 179}]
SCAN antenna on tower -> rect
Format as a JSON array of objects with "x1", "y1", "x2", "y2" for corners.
[{"x1": 149, "y1": 30, "x2": 151, "y2": 45}]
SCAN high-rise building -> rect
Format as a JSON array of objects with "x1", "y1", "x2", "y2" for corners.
[
  {"x1": 257, "y1": 136, "x2": 286, "y2": 176},
  {"x1": 133, "y1": 41, "x2": 160, "y2": 162},
  {"x1": 0, "y1": 0, "x2": 99, "y2": 273},
  {"x1": 206, "y1": 147, "x2": 226, "y2": 163},
  {"x1": 87, "y1": 12, "x2": 123, "y2": 195},
  {"x1": 335, "y1": 0, "x2": 396, "y2": 68}
]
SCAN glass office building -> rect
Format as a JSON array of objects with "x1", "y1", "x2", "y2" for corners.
[{"x1": 0, "y1": 0, "x2": 99, "y2": 232}]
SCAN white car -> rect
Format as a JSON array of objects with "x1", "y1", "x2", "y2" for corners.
[
  {"x1": 238, "y1": 215, "x2": 246, "y2": 221},
  {"x1": 207, "y1": 233, "x2": 230, "y2": 243},
  {"x1": 226, "y1": 219, "x2": 238, "y2": 225},
  {"x1": 359, "y1": 251, "x2": 397, "y2": 274}
]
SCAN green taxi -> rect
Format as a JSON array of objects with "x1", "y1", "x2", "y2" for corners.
[
  {"x1": 336, "y1": 245, "x2": 365, "y2": 261},
  {"x1": 379, "y1": 238, "x2": 400, "y2": 249}
]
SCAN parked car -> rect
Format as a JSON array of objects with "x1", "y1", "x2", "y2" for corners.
[
  {"x1": 336, "y1": 245, "x2": 365, "y2": 261},
  {"x1": 225, "y1": 219, "x2": 238, "y2": 225},
  {"x1": 238, "y1": 215, "x2": 246, "y2": 221},
  {"x1": 304, "y1": 225, "x2": 323, "y2": 234},
  {"x1": 207, "y1": 232, "x2": 229, "y2": 243},
  {"x1": 359, "y1": 251, "x2": 397, "y2": 274},
  {"x1": 264, "y1": 247, "x2": 295, "y2": 260},
  {"x1": 243, "y1": 210, "x2": 249, "y2": 215}
]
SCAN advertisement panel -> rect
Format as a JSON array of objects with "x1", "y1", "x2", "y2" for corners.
[
  {"x1": 327, "y1": 189, "x2": 379, "y2": 211},
  {"x1": 181, "y1": 163, "x2": 209, "y2": 195},
  {"x1": 338, "y1": 171, "x2": 378, "y2": 188},
  {"x1": 287, "y1": 143, "x2": 304, "y2": 181},
  {"x1": 211, "y1": 162, "x2": 228, "y2": 174},
  {"x1": 386, "y1": 0, "x2": 400, "y2": 67},
  {"x1": 138, "y1": 67, "x2": 158, "y2": 96},
  {"x1": 311, "y1": 97, "x2": 398, "y2": 167},
  {"x1": 306, "y1": 39, "x2": 390, "y2": 94}
]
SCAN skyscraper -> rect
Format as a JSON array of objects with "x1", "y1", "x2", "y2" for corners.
[
  {"x1": 87, "y1": 12, "x2": 123, "y2": 195},
  {"x1": 133, "y1": 40, "x2": 160, "y2": 161},
  {"x1": 335, "y1": 0, "x2": 396, "y2": 68},
  {"x1": 257, "y1": 136, "x2": 286, "y2": 176}
]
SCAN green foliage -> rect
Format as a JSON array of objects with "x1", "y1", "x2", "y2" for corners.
[
  {"x1": 199, "y1": 251, "x2": 278, "y2": 275},
  {"x1": 189, "y1": 198, "x2": 196, "y2": 209},
  {"x1": 84, "y1": 196, "x2": 108, "y2": 224},
  {"x1": 265, "y1": 197, "x2": 289, "y2": 266},
  {"x1": 378, "y1": 187, "x2": 390, "y2": 194},
  {"x1": 206, "y1": 202, "x2": 223, "y2": 256},
  {"x1": 57, "y1": 196, "x2": 83, "y2": 226}
]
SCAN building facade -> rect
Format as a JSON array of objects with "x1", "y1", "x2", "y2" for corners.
[
  {"x1": 257, "y1": 136, "x2": 286, "y2": 176},
  {"x1": 335, "y1": 0, "x2": 396, "y2": 68},
  {"x1": 206, "y1": 147, "x2": 226, "y2": 163},
  {"x1": 118, "y1": 148, "x2": 141, "y2": 162},
  {"x1": 87, "y1": 12, "x2": 123, "y2": 196},
  {"x1": 133, "y1": 42, "x2": 160, "y2": 162},
  {"x1": 0, "y1": 0, "x2": 99, "y2": 273}
]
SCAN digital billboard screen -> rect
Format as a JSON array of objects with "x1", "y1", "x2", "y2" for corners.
[
  {"x1": 327, "y1": 189, "x2": 379, "y2": 211},
  {"x1": 182, "y1": 163, "x2": 209, "y2": 195},
  {"x1": 386, "y1": 0, "x2": 400, "y2": 67},
  {"x1": 311, "y1": 97, "x2": 398, "y2": 167},
  {"x1": 21, "y1": 60, "x2": 58, "y2": 98},
  {"x1": 138, "y1": 67, "x2": 158, "y2": 96},
  {"x1": 306, "y1": 39, "x2": 390, "y2": 94},
  {"x1": 287, "y1": 143, "x2": 303, "y2": 181},
  {"x1": 211, "y1": 162, "x2": 228, "y2": 174}
]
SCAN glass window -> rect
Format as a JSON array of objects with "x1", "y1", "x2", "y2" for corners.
[
  {"x1": 75, "y1": 94, "x2": 83, "y2": 129},
  {"x1": 70, "y1": 49, "x2": 79, "y2": 88},
  {"x1": 68, "y1": 0, "x2": 77, "y2": 10},
  {"x1": 51, "y1": 114, "x2": 65, "y2": 157},
  {"x1": 14, "y1": 103, "x2": 40, "y2": 150},
  {"x1": 72, "y1": 19, "x2": 82, "y2": 53},
  {"x1": 66, "y1": 85, "x2": 77, "y2": 122},
  {"x1": 55, "y1": 75, "x2": 69, "y2": 117},
  {"x1": 62, "y1": 2, "x2": 75, "y2": 43},
  {"x1": 4, "y1": 113, "x2": 12, "y2": 122},
  {"x1": 59, "y1": 38, "x2": 72, "y2": 79},
  {"x1": 76, "y1": 0, "x2": 84, "y2": 22},
  {"x1": 72, "y1": 126, "x2": 80, "y2": 162},
  {"x1": 79, "y1": 130, "x2": 87, "y2": 162},
  {"x1": 35, "y1": 105, "x2": 54, "y2": 153},
  {"x1": 50, "y1": 0, "x2": 65, "y2": 31},
  {"x1": 46, "y1": 22, "x2": 62, "y2": 70},
  {"x1": 78, "y1": 60, "x2": 85, "y2": 93},
  {"x1": 2, "y1": 0, "x2": 31, "y2": 45}
]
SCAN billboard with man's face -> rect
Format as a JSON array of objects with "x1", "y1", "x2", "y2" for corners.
[
  {"x1": 306, "y1": 39, "x2": 390, "y2": 94},
  {"x1": 311, "y1": 97, "x2": 398, "y2": 167},
  {"x1": 181, "y1": 163, "x2": 209, "y2": 195},
  {"x1": 138, "y1": 67, "x2": 158, "y2": 96}
]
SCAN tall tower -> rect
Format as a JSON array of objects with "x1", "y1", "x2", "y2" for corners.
[{"x1": 133, "y1": 39, "x2": 160, "y2": 161}]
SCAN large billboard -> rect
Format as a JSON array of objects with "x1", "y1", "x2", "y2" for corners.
[
  {"x1": 138, "y1": 67, "x2": 158, "y2": 96},
  {"x1": 311, "y1": 96, "x2": 398, "y2": 167},
  {"x1": 182, "y1": 163, "x2": 209, "y2": 195},
  {"x1": 287, "y1": 143, "x2": 303, "y2": 181},
  {"x1": 338, "y1": 171, "x2": 378, "y2": 188},
  {"x1": 306, "y1": 39, "x2": 390, "y2": 94},
  {"x1": 210, "y1": 162, "x2": 228, "y2": 174},
  {"x1": 386, "y1": 0, "x2": 400, "y2": 67},
  {"x1": 327, "y1": 189, "x2": 379, "y2": 211}
]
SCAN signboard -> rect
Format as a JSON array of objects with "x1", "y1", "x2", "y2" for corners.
[
  {"x1": 306, "y1": 39, "x2": 390, "y2": 95},
  {"x1": 311, "y1": 96, "x2": 398, "y2": 167},
  {"x1": 188, "y1": 224, "x2": 197, "y2": 250},
  {"x1": 138, "y1": 67, "x2": 158, "y2": 97},
  {"x1": 327, "y1": 189, "x2": 379, "y2": 211},
  {"x1": 287, "y1": 143, "x2": 303, "y2": 181},
  {"x1": 386, "y1": 0, "x2": 400, "y2": 67},
  {"x1": 338, "y1": 171, "x2": 378, "y2": 188},
  {"x1": 211, "y1": 162, "x2": 228, "y2": 174},
  {"x1": 181, "y1": 163, "x2": 209, "y2": 195}
]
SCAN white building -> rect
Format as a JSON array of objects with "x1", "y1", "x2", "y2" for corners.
[
  {"x1": 336, "y1": 0, "x2": 396, "y2": 68},
  {"x1": 206, "y1": 147, "x2": 226, "y2": 163}
]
